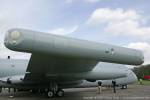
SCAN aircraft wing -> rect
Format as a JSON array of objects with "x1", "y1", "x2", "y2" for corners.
[
  {"x1": 4, "y1": 28, "x2": 144, "y2": 81},
  {"x1": 24, "y1": 53, "x2": 98, "y2": 81}
]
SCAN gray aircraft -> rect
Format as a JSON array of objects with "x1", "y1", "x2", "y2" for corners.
[
  {"x1": 77, "y1": 62, "x2": 138, "y2": 89},
  {"x1": 0, "y1": 28, "x2": 143, "y2": 97}
]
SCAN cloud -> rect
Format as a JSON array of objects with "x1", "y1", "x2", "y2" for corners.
[
  {"x1": 0, "y1": 0, "x2": 48, "y2": 59},
  {"x1": 0, "y1": 1, "x2": 39, "y2": 31},
  {"x1": 0, "y1": 44, "x2": 31, "y2": 59},
  {"x1": 0, "y1": 1, "x2": 78, "y2": 59},
  {"x1": 65, "y1": 0, "x2": 74, "y2": 3},
  {"x1": 87, "y1": 8, "x2": 140, "y2": 24},
  {"x1": 0, "y1": 0, "x2": 51, "y2": 42},
  {"x1": 87, "y1": 8, "x2": 150, "y2": 39},
  {"x1": 48, "y1": 25, "x2": 78, "y2": 35},
  {"x1": 127, "y1": 42, "x2": 150, "y2": 64},
  {"x1": 85, "y1": 0, "x2": 100, "y2": 3},
  {"x1": 65, "y1": 0, "x2": 101, "y2": 3}
]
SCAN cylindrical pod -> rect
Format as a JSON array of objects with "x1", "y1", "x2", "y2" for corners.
[{"x1": 4, "y1": 28, "x2": 144, "y2": 65}]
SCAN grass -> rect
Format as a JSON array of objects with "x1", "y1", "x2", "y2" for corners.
[{"x1": 136, "y1": 80, "x2": 150, "y2": 85}]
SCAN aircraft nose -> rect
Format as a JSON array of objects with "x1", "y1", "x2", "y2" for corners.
[
  {"x1": 124, "y1": 69, "x2": 138, "y2": 84},
  {"x1": 132, "y1": 72, "x2": 138, "y2": 82}
]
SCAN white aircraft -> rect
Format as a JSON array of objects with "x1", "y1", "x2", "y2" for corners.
[{"x1": 0, "y1": 28, "x2": 143, "y2": 97}]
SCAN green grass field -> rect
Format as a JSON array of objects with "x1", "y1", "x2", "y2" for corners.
[{"x1": 136, "y1": 80, "x2": 150, "y2": 85}]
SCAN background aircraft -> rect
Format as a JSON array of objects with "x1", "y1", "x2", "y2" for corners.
[
  {"x1": 78, "y1": 63, "x2": 137, "y2": 89},
  {"x1": 0, "y1": 28, "x2": 143, "y2": 97}
]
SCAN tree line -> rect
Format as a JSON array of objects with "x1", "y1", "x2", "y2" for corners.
[{"x1": 132, "y1": 64, "x2": 150, "y2": 79}]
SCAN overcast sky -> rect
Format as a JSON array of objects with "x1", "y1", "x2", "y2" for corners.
[{"x1": 0, "y1": 0, "x2": 150, "y2": 65}]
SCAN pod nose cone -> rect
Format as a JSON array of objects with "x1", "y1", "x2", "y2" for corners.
[
  {"x1": 4, "y1": 29, "x2": 21, "y2": 49},
  {"x1": 141, "y1": 54, "x2": 144, "y2": 64},
  {"x1": 9, "y1": 30, "x2": 21, "y2": 40},
  {"x1": 139, "y1": 51, "x2": 144, "y2": 65}
]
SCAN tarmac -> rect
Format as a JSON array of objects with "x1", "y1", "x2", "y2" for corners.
[{"x1": 0, "y1": 85, "x2": 150, "y2": 100}]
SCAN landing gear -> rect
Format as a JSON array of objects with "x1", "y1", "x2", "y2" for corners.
[
  {"x1": 47, "y1": 90, "x2": 54, "y2": 98},
  {"x1": 46, "y1": 89, "x2": 64, "y2": 98},
  {"x1": 121, "y1": 85, "x2": 127, "y2": 89},
  {"x1": 39, "y1": 88, "x2": 45, "y2": 94},
  {"x1": 56, "y1": 89, "x2": 64, "y2": 97},
  {"x1": 46, "y1": 82, "x2": 64, "y2": 98}
]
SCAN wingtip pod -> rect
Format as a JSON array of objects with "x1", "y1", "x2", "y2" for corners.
[
  {"x1": 4, "y1": 28, "x2": 144, "y2": 65},
  {"x1": 4, "y1": 28, "x2": 34, "y2": 52}
]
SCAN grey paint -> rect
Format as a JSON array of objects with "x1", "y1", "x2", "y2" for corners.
[
  {"x1": 0, "y1": 59, "x2": 126, "y2": 82},
  {"x1": 75, "y1": 65, "x2": 138, "y2": 88},
  {"x1": 1, "y1": 28, "x2": 142, "y2": 89},
  {"x1": 0, "y1": 59, "x2": 27, "y2": 77},
  {"x1": 0, "y1": 59, "x2": 137, "y2": 89},
  {"x1": 5, "y1": 28, "x2": 144, "y2": 66}
]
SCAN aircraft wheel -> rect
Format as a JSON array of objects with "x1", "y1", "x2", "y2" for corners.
[
  {"x1": 56, "y1": 89, "x2": 64, "y2": 97},
  {"x1": 121, "y1": 85, "x2": 127, "y2": 89},
  {"x1": 47, "y1": 90, "x2": 54, "y2": 98},
  {"x1": 124, "y1": 85, "x2": 127, "y2": 89}
]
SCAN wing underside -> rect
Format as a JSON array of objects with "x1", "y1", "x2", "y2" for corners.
[{"x1": 24, "y1": 53, "x2": 98, "y2": 81}]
